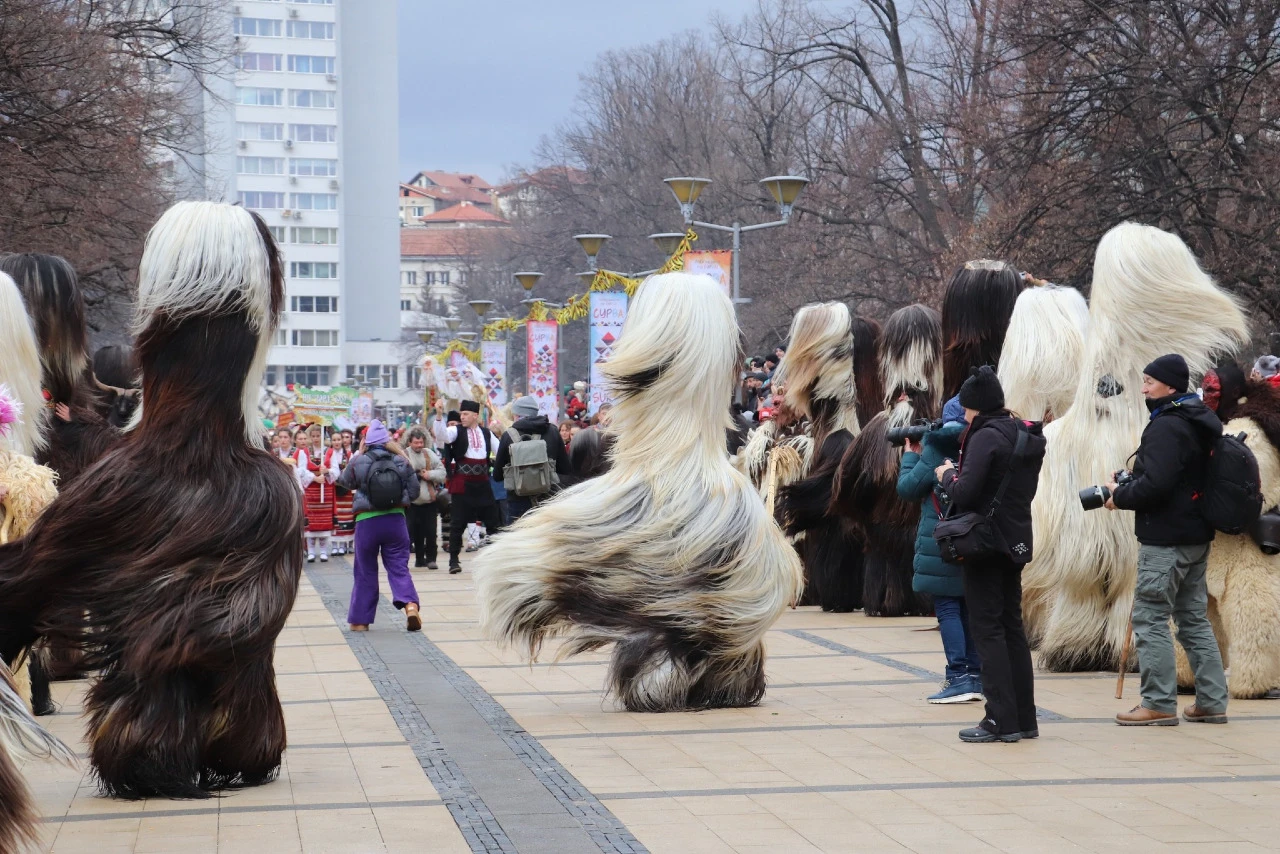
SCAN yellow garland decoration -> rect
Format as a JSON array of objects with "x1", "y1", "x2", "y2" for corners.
[
  {"x1": 439, "y1": 339, "x2": 481, "y2": 364},
  {"x1": 481, "y1": 228, "x2": 697, "y2": 338}
]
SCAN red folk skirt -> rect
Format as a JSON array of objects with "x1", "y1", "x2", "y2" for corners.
[
  {"x1": 304, "y1": 480, "x2": 335, "y2": 533},
  {"x1": 333, "y1": 486, "x2": 355, "y2": 534}
]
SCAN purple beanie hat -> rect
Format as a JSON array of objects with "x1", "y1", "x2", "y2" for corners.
[{"x1": 364, "y1": 419, "x2": 390, "y2": 446}]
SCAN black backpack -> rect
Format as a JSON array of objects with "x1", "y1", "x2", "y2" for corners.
[
  {"x1": 364, "y1": 449, "x2": 403, "y2": 511},
  {"x1": 1201, "y1": 432, "x2": 1263, "y2": 534}
]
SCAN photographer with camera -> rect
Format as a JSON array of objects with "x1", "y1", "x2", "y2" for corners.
[
  {"x1": 934, "y1": 367, "x2": 1046, "y2": 743},
  {"x1": 898, "y1": 396, "x2": 980, "y2": 704},
  {"x1": 1107, "y1": 354, "x2": 1229, "y2": 726}
]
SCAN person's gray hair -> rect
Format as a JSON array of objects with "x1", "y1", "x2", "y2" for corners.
[{"x1": 1253, "y1": 355, "x2": 1280, "y2": 378}]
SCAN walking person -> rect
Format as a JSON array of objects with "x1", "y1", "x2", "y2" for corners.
[
  {"x1": 935, "y1": 367, "x2": 1046, "y2": 742},
  {"x1": 441, "y1": 400, "x2": 501, "y2": 573},
  {"x1": 337, "y1": 420, "x2": 423, "y2": 632},
  {"x1": 899, "y1": 395, "x2": 981, "y2": 703},
  {"x1": 493, "y1": 395, "x2": 574, "y2": 523},
  {"x1": 1107, "y1": 354, "x2": 1229, "y2": 725},
  {"x1": 302, "y1": 424, "x2": 337, "y2": 562},
  {"x1": 403, "y1": 426, "x2": 446, "y2": 569}
]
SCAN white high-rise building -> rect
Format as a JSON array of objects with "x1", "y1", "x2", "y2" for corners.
[{"x1": 193, "y1": 0, "x2": 409, "y2": 416}]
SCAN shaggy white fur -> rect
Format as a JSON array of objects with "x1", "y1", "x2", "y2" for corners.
[
  {"x1": 473, "y1": 272, "x2": 803, "y2": 712},
  {"x1": 773, "y1": 302, "x2": 859, "y2": 444},
  {"x1": 133, "y1": 202, "x2": 277, "y2": 443},
  {"x1": 0, "y1": 273, "x2": 48, "y2": 457},
  {"x1": 998, "y1": 285, "x2": 1090, "y2": 422},
  {"x1": 1022, "y1": 223, "x2": 1248, "y2": 671}
]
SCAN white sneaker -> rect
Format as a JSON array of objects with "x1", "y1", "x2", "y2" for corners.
[
  {"x1": 319, "y1": 552, "x2": 329, "y2": 562},
  {"x1": 307, "y1": 553, "x2": 316, "y2": 563}
]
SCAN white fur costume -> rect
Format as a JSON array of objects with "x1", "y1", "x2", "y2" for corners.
[
  {"x1": 473, "y1": 272, "x2": 804, "y2": 712},
  {"x1": 997, "y1": 284, "x2": 1090, "y2": 422},
  {"x1": 1021, "y1": 223, "x2": 1247, "y2": 671}
]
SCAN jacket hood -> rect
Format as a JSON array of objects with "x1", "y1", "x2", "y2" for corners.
[
  {"x1": 512, "y1": 414, "x2": 551, "y2": 432},
  {"x1": 1152, "y1": 393, "x2": 1222, "y2": 439},
  {"x1": 967, "y1": 411, "x2": 1047, "y2": 464}
]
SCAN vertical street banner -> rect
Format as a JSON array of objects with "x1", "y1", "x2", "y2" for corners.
[
  {"x1": 588, "y1": 291, "x2": 628, "y2": 416},
  {"x1": 480, "y1": 340, "x2": 507, "y2": 406},
  {"x1": 526, "y1": 320, "x2": 559, "y2": 418},
  {"x1": 683, "y1": 249, "x2": 733, "y2": 299}
]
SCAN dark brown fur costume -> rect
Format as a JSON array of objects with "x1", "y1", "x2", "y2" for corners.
[
  {"x1": 851, "y1": 315, "x2": 884, "y2": 426},
  {"x1": 0, "y1": 212, "x2": 303, "y2": 799},
  {"x1": 941, "y1": 261, "x2": 1024, "y2": 400}
]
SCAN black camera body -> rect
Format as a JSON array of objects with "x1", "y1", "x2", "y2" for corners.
[
  {"x1": 1079, "y1": 469, "x2": 1134, "y2": 511},
  {"x1": 887, "y1": 418, "x2": 945, "y2": 447}
]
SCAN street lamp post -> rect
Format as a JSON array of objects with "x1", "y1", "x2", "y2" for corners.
[{"x1": 664, "y1": 175, "x2": 809, "y2": 306}]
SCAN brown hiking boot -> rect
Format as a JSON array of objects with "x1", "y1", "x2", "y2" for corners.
[
  {"x1": 405, "y1": 602, "x2": 422, "y2": 633},
  {"x1": 1182, "y1": 704, "x2": 1228, "y2": 724},
  {"x1": 1116, "y1": 705, "x2": 1178, "y2": 726}
]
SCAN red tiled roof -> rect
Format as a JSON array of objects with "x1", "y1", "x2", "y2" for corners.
[
  {"x1": 400, "y1": 227, "x2": 505, "y2": 258},
  {"x1": 417, "y1": 202, "x2": 506, "y2": 225},
  {"x1": 412, "y1": 170, "x2": 494, "y2": 192},
  {"x1": 399, "y1": 183, "x2": 493, "y2": 206},
  {"x1": 495, "y1": 166, "x2": 589, "y2": 195}
]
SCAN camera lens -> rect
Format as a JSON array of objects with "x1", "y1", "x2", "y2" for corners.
[{"x1": 1078, "y1": 485, "x2": 1110, "y2": 511}]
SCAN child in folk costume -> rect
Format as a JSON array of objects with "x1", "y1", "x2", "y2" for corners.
[
  {"x1": 302, "y1": 423, "x2": 337, "y2": 562},
  {"x1": 327, "y1": 430, "x2": 354, "y2": 556}
]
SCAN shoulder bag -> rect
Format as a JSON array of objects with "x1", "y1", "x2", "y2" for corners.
[{"x1": 934, "y1": 428, "x2": 1027, "y2": 564}]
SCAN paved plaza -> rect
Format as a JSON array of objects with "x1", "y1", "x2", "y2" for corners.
[{"x1": 22, "y1": 555, "x2": 1280, "y2": 853}]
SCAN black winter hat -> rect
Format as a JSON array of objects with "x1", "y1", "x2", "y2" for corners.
[
  {"x1": 1143, "y1": 354, "x2": 1189, "y2": 393},
  {"x1": 958, "y1": 365, "x2": 1005, "y2": 413}
]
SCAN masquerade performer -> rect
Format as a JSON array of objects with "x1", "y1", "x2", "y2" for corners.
[
  {"x1": 0, "y1": 201, "x2": 304, "y2": 798},
  {"x1": 92, "y1": 344, "x2": 142, "y2": 429},
  {"x1": 302, "y1": 423, "x2": 337, "y2": 562},
  {"x1": 941, "y1": 260, "x2": 1024, "y2": 400},
  {"x1": 773, "y1": 302, "x2": 864, "y2": 612},
  {"x1": 441, "y1": 399, "x2": 500, "y2": 573},
  {"x1": 833, "y1": 304, "x2": 942, "y2": 617},
  {"x1": 474, "y1": 272, "x2": 803, "y2": 712},
  {"x1": 0, "y1": 253, "x2": 116, "y2": 485},
  {"x1": 997, "y1": 283, "x2": 1090, "y2": 423},
  {"x1": 851, "y1": 315, "x2": 885, "y2": 426},
  {"x1": 1177, "y1": 366, "x2": 1280, "y2": 698},
  {"x1": 1021, "y1": 223, "x2": 1246, "y2": 671}
]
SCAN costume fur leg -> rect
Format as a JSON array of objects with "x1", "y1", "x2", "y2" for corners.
[
  {"x1": 0, "y1": 658, "x2": 74, "y2": 851},
  {"x1": 1022, "y1": 223, "x2": 1247, "y2": 671},
  {"x1": 474, "y1": 272, "x2": 803, "y2": 712}
]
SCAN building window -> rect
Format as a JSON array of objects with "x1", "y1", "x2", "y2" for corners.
[
  {"x1": 285, "y1": 365, "x2": 331, "y2": 387},
  {"x1": 290, "y1": 296, "x2": 338, "y2": 312},
  {"x1": 407, "y1": 366, "x2": 422, "y2": 389},
  {"x1": 432, "y1": 297, "x2": 448, "y2": 314},
  {"x1": 289, "y1": 89, "x2": 336, "y2": 109},
  {"x1": 289, "y1": 157, "x2": 338, "y2": 177},
  {"x1": 291, "y1": 226, "x2": 338, "y2": 245},
  {"x1": 234, "y1": 17, "x2": 282, "y2": 37},
  {"x1": 410, "y1": 206, "x2": 424, "y2": 217},
  {"x1": 400, "y1": 299, "x2": 412, "y2": 311},
  {"x1": 290, "y1": 261, "x2": 338, "y2": 279},
  {"x1": 291, "y1": 192, "x2": 337, "y2": 211},
  {"x1": 457, "y1": 271, "x2": 469, "y2": 286},
  {"x1": 423, "y1": 271, "x2": 436, "y2": 286},
  {"x1": 439, "y1": 271, "x2": 450, "y2": 286},
  {"x1": 273, "y1": 329, "x2": 287, "y2": 346},
  {"x1": 287, "y1": 21, "x2": 334, "y2": 39},
  {"x1": 382, "y1": 366, "x2": 399, "y2": 388},
  {"x1": 265, "y1": 365, "x2": 279, "y2": 386},
  {"x1": 268, "y1": 226, "x2": 286, "y2": 243},
  {"x1": 402, "y1": 271, "x2": 417, "y2": 286},
  {"x1": 235, "y1": 86, "x2": 283, "y2": 106},
  {"x1": 289, "y1": 123, "x2": 336, "y2": 143},
  {"x1": 236, "y1": 156, "x2": 285, "y2": 175},
  {"x1": 291, "y1": 329, "x2": 339, "y2": 347},
  {"x1": 287, "y1": 55, "x2": 335, "y2": 74},
  {"x1": 236, "y1": 122, "x2": 284, "y2": 141},
  {"x1": 238, "y1": 191, "x2": 286, "y2": 209},
  {"x1": 235, "y1": 52, "x2": 283, "y2": 72}
]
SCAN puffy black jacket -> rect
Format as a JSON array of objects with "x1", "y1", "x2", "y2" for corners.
[
  {"x1": 492, "y1": 415, "x2": 573, "y2": 486},
  {"x1": 1112, "y1": 393, "x2": 1221, "y2": 546},
  {"x1": 940, "y1": 413, "x2": 1047, "y2": 563}
]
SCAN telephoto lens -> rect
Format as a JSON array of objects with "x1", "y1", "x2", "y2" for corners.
[{"x1": 1079, "y1": 484, "x2": 1112, "y2": 511}]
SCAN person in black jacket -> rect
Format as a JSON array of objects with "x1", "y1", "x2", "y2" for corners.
[
  {"x1": 1108, "y1": 354, "x2": 1229, "y2": 726},
  {"x1": 935, "y1": 366, "x2": 1046, "y2": 743},
  {"x1": 492, "y1": 395, "x2": 574, "y2": 522}
]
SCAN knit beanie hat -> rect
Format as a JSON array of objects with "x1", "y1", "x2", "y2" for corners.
[
  {"x1": 1143, "y1": 354, "x2": 1189, "y2": 393},
  {"x1": 942, "y1": 395, "x2": 966, "y2": 426},
  {"x1": 1253, "y1": 355, "x2": 1280, "y2": 379},
  {"x1": 958, "y1": 365, "x2": 1005, "y2": 413},
  {"x1": 364, "y1": 420, "x2": 390, "y2": 446},
  {"x1": 512, "y1": 395, "x2": 539, "y2": 417}
]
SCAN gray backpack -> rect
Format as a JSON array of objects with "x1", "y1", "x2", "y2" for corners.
[{"x1": 504, "y1": 428, "x2": 557, "y2": 497}]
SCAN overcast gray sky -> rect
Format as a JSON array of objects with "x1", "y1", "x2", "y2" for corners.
[{"x1": 397, "y1": 0, "x2": 764, "y2": 185}]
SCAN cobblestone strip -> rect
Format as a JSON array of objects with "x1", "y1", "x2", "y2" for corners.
[
  {"x1": 374, "y1": 594, "x2": 649, "y2": 854},
  {"x1": 306, "y1": 567, "x2": 518, "y2": 854}
]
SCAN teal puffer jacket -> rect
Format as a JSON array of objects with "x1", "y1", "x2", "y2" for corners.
[{"x1": 896, "y1": 421, "x2": 966, "y2": 598}]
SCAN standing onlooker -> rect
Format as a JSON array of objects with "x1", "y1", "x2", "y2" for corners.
[
  {"x1": 439, "y1": 400, "x2": 500, "y2": 573},
  {"x1": 301, "y1": 424, "x2": 337, "y2": 562},
  {"x1": 935, "y1": 367, "x2": 1046, "y2": 742},
  {"x1": 337, "y1": 420, "x2": 422, "y2": 632},
  {"x1": 1108, "y1": 354, "x2": 1229, "y2": 725},
  {"x1": 326, "y1": 430, "x2": 354, "y2": 556},
  {"x1": 403, "y1": 426, "x2": 446, "y2": 569},
  {"x1": 899, "y1": 396, "x2": 980, "y2": 703},
  {"x1": 494, "y1": 395, "x2": 574, "y2": 522},
  {"x1": 558, "y1": 419, "x2": 574, "y2": 452}
]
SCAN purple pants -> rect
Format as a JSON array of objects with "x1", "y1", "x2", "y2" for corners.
[{"x1": 347, "y1": 511, "x2": 419, "y2": 625}]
